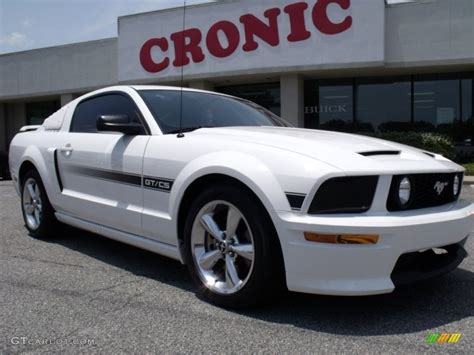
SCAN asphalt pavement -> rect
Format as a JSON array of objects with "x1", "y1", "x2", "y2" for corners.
[{"x1": 1, "y1": 180, "x2": 473, "y2": 354}]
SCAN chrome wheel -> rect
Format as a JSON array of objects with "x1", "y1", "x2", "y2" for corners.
[
  {"x1": 191, "y1": 200, "x2": 255, "y2": 295},
  {"x1": 22, "y1": 177, "x2": 43, "y2": 230}
]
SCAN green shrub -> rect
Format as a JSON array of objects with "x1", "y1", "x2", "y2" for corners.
[
  {"x1": 359, "y1": 132, "x2": 456, "y2": 160},
  {"x1": 463, "y1": 163, "x2": 474, "y2": 176}
]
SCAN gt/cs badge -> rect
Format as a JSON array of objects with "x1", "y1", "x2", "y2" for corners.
[{"x1": 143, "y1": 177, "x2": 173, "y2": 192}]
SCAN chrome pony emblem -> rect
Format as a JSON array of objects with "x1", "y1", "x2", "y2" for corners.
[{"x1": 434, "y1": 181, "x2": 449, "y2": 195}]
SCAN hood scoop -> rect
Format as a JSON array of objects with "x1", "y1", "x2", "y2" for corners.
[{"x1": 358, "y1": 150, "x2": 401, "y2": 157}]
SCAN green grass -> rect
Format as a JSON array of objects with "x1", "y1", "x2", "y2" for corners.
[{"x1": 463, "y1": 163, "x2": 474, "y2": 176}]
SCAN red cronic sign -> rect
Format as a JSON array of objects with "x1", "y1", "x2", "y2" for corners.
[{"x1": 140, "y1": 0, "x2": 352, "y2": 74}]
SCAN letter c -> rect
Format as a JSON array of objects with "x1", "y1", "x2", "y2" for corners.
[
  {"x1": 312, "y1": 0, "x2": 352, "y2": 35},
  {"x1": 140, "y1": 38, "x2": 170, "y2": 73}
]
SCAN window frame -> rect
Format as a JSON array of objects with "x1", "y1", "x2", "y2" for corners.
[{"x1": 69, "y1": 91, "x2": 150, "y2": 135}]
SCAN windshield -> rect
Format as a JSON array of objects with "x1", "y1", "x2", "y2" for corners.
[{"x1": 138, "y1": 90, "x2": 291, "y2": 134}]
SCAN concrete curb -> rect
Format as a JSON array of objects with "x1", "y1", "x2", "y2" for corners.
[{"x1": 463, "y1": 176, "x2": 474, "y2": 185}]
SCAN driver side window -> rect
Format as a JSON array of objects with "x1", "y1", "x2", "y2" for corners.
[{"x1": 70, "y1": 94, "x2": 145, "y2": 134}]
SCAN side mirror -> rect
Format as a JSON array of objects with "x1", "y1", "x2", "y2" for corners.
[{"x1": 96, "y1": 115, "x2": 142, "y2": 135}]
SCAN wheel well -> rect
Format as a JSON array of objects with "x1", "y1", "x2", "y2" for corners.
[
  {"x1": 18, "y1": 160, "x2": 37, "y2": 185},
  {"x1": 177, "y1": 174, "x2": 282, "y2": 260}
]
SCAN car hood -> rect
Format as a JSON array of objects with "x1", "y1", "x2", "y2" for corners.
[{"x1": 193, "y1": 126, "x2": 462, "y2": 174}]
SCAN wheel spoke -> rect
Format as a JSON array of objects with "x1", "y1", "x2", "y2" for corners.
[
  {"x1": 34, "y1": 185, "x2": 40, "y2": 200},
  {"x1": 225, "y1": 254, "x2": 240, "y2": 287},
  {"x1": 198, "y1": 250, "x2": 222, "y2": 270},
  {"x1": 200, "y1": 213, "x2": 224, "y2": 242},
  {"x1": 34, "y1": 208, "x2": 41, "y2": 225},
  {"x1": 231, "y1": 243, "x2": 254, "y2": 261},
  {"x1": 25, "y1": 204, "x2": 35, "y2": 215},
  {"x1": 226, "y1": 206, "x2": 241, "y2": 237},
  {"x1": 27, "y1": 183, "x2": 36, "y2": 200}
]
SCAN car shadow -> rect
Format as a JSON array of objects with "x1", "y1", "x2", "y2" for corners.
[
  {"x1": 238, "y1": 268, "x2": 474, "y2": 336},
  {"x1": 46, "y1": 225, "x2": 194, "y2": 291},
  {"x1": 46, "y1": 226, "x2": 474, "y2": 337}
]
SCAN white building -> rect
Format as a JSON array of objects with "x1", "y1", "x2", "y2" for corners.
[{"x1": 1, "y1": 0, "x2": 473, "y2": 154}]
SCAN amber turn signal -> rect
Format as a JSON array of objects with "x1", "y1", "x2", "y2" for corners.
[{"x1": 304, "y1": 232, "x2": 379, "y2": 245}]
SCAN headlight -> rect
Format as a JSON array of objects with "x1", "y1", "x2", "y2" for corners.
[
  {"x1": 398, "y1": 177, "x2": 412, "y2": 206},
  {"x1": 453, "y1": 174, "x2": 461, "y2": 196}
]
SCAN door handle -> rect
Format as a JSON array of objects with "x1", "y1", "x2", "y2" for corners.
[{"x1": 59, "y1": 144, "x2": 73, "y2": 156}]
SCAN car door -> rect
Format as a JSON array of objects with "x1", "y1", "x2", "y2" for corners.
[{"x1": 57, "y1": 93, "x2": 149, "y2": 235}]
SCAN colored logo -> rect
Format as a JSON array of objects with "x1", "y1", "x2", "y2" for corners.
[{"x1": 426, "y1": 333, "x2": 462, "y2": 344}]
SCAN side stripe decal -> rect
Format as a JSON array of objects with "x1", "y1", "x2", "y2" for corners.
[
  {"x1": 66, "y1": 165, "x2": 174, "y2": 193},
  {"x1": 69, "y1": 166, "x2": 142, "y2": 186}
]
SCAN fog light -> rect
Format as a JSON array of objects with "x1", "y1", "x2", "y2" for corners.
[
  {"x1": 398, "y1": 176, "x2": 412, "y2": 206},
  {"x1": 304, "y1": 232, "x2": 379, "y2": 245},
  {"x1": 453, "y1": 175, "x2": 460, "y2": 196}
]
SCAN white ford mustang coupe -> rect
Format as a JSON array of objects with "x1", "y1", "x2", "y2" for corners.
[{"x1": 9, "y1": 86, "x2": 473, "y2": 307}]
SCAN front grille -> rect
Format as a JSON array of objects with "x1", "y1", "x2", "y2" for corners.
[{"x1": 387, "y1": 173, "x2": 462, "y2": 212}]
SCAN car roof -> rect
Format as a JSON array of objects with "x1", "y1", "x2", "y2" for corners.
[
  {"x1": 75, "y1": 85, "x2": 243, "y2": 106},
  {"x1": 130, "y1": 85, "x2": 221, "y2": 95}
]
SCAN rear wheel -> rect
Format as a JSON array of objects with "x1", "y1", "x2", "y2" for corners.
[
  {"x1": 184, "y1": 184, "x2": 285, "y2": 308},
  {"x1": 21, "y1": 170, "x2": 59, "y2": 239}
]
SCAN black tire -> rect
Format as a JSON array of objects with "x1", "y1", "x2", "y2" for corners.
[
  {"x1": 20, "y1": 169, "x2": 60, "y2": 239},
  {"x1": 2, "y1": 166, "x2": 11, "y2": 180},
  {"x1": 183, "y1": 183, "x2": 285, "y2": 308},
  {"x1": 0, "y1": 152, "x2": 9, "y2": 180}
]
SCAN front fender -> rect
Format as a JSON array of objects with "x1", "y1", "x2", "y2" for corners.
[{"x1": 169, "y1": 151, "x2": 289, "y2": 223}]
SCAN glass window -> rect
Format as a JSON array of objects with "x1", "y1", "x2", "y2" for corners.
[
  {"x1": 461, "y1": 78, "x2": 474, "y2": 145},
  {"x1": 26, "y1": 101, "x2": 60, "y2": 125},
  {"x1": 304, "y1": 80, "x2": 354, "y2": 132},
  {"x1": 356, "y1": 77, "x2": 411, "y2": 132},
  {"x1": 139, "y1": 90, "x2": 289, "y2": 134},
  {"x1": 462, "y1": 79, "x2": 473, "y2": 122},
  {"x1": 216, "y1": 83, "x2": 281, "y2": 116},
  {"x1": 304, "y1": 73, "x2": 473, "y2": 142},
  {"x1": 414, "y1": 76, "x2": 460, "y2": 136},
  {"x1": 70, "y1": 94, "x2": 144, "y2": 133}
]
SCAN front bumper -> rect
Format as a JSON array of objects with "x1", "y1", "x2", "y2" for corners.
[
  {"x1": 272, "y1": 199, "x2": 474, "y2": 296},
  {"x1": 391, "y1": 241, "x2": 468, "y2": 287}
]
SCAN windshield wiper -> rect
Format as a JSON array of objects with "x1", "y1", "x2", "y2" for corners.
[{"x1": 167, "y1": 126, "x2": 213, "y2": 134}]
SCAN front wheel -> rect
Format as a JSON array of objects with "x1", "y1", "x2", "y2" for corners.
[{"x1": 184, "y1": 184, "x2": 285, "y2": 308}]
